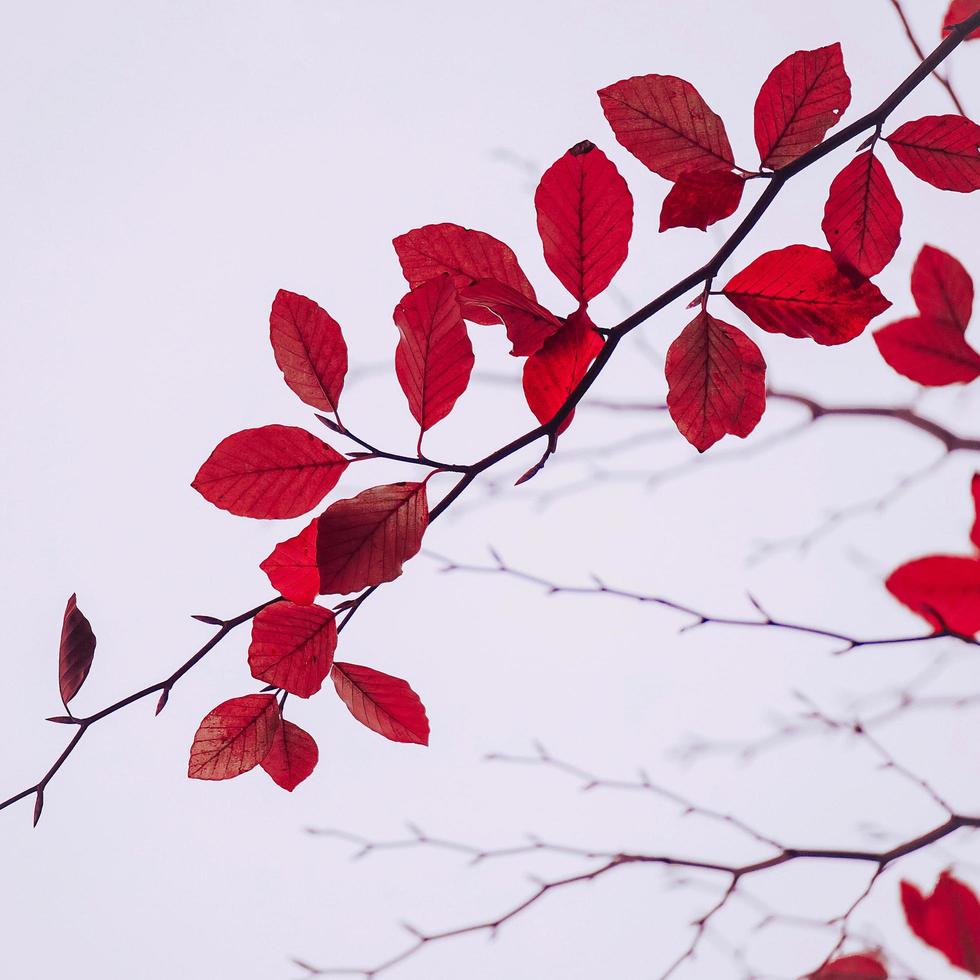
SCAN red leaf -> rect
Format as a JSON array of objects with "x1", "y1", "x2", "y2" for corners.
[
  {"x1": 972, "y1": 473, "x2": 980, "y2": 551},
  {"x1": 394, "y1": 276, "x2": 474, "y2": 436},
  {"x1": 810, "y1": 953, "x2": 887, "y2": 979},
  {"x1": 459, "y1": 279, "x2": 563, "y2": 357},
  {"x1": 261, "y1": 719, "x2": 318, "y2": 791},
  {"x1": 886, "y1": 115, "x2": 980, "y2": 192},
  {"x1": 534, "y1": 140, "x2": 633, "y2": 302},
  {"x1": 754, "y1": 44, "x2": 851, "y2": 170},
  {"x1": 944, "y1": 1, "x2": 980, "y2": 40},
  {"x1": 522, "y1": 309, "x2": 604, "y2": 434},
  {"x1": 665, "y1": 312, "x2": 766, "y2": 452},
  {"x1": 886, "y1": 555, "x2": 980, "y2": 635},
  {"x1": 659, "y1": 169, "x2": 745, "y2": 233},
  {"x1": 270, "y1": 289, "x2": 348, "y2": 414},
  {"x1": 187, "y1": 694, "x2": 280, "y2": 781},
  {"x1": 821, "y1": 151, "x2": 903, "y2": 277},
  {"x1": 332, "y1": 662, "x2": 429, "y2": 744},
  {"x1": 59, "y1": 594, "x2": 96, "y2": 708},
  {"x1": 597, "y1": 74, "x2": 734, "y2": 180},
  {"x1": 192, "y1": 425, "x2": 348, "y2": 520},
  {"x1": 722, "y1": 245, "x2": 890, "y2": 345},
  {"x1": 316, "y1": 482, "x2": 428, "y2": 595},
  {"x1": 261, "y1": 519, "x2": 319, "y2": 605},
  {"x1": 393, "y1": 223, "x2": 535, "y2": 326},
  {"x1": 873, "y1": 317, "x2": 980, "y2": 385},
  {"x1": 248, "y1": 602, "x2": 337, "y2": 698},
  {"x1": 902, "y1": 872, "x2": 980, "y2": 974},
  {"x1": 911, "y1": 245, "x2": 974, "y2": 332}
]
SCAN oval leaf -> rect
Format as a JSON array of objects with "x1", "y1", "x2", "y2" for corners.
[
  {"x1": 665, "y1": 312, "x2": 766, "y2": 452},
  {"x1": 754, "y1": 44, "x2": 851, "y2": 170},
  {"x1": 270, "y1": 289, "x2": 348, "y2": 414},
  {"x1": 886, "y1": 554, "x2": 980, "y2": 635},
  {"x1": 459, "y1": 279, "x2": 563, "y2": 357},
  {"x1": 598, "y1": 74, "x2": 734, "y2": 180},
  {"x1": 873, "y1": 316, "x2": 980, "y2": 385},
  {"x1": 911, "y1": 244, "x2": 973, "y2": 332},
  {"x1": 902, "y1": 872, "x2": 980, "y2": 973},
  {"x1": 187, "y1": 694, "x2": 281, "y2": 781},
  {"x1": 811, "y1": 953, "x2": 887, "y2": 979},
  {"x1": 192, "y1": 425, "x2": 348, "y2": 520},
  {"x1": 534, "y1": 140, "x2": 633, "y2": 303},
  {"x1": 260, "y1": 519, "x2": 319, "y2": 605},
  {"x1": 886, "y1": 115, "x2": 980, "y2": 192},
  {"x1": 660, "y1": 169, "x2": 745, "y2": 233},
  {"x1": 393, "y1": 223, "x2": 535, "y2": 326},
  {"x1": 722, "y1": 245, "x2": 890, "y2": 345},
  {"x1": 261, "y1": 719, "x2": 318, "y2": 791},
  {"x1": 394, "y1": 276, "x2": 474, "y2": 435},
  {"x1": 332, "y1": 662, "x2": 429, "y2": 744},
  {"x1": 821, "y1": 151, "x2": 903, "y2": 277},
  {"x1": 59, "y1": 594, "x2": 96, "y2": 708},
  {"x1": 248, "y1": 601, "x2": 337, "y2": 698},
  {"x1": 316, "y1": 482, "x2": 428, "y2": 596}
]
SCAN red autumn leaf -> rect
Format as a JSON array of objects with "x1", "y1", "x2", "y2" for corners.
[
  {"x1": 972, "y1": 473, "x2": 980, "y2": 551},
  {"x1": 873, "y1": 317, "x2": 980, "y2": 385},
  {"x1": 886, "y1": 555, "x2": 980, "y2": 635},
  {"x1": 754, "y1": 44, "x2": 851, "y2": 170},
  {"x1": 597, "y1": 74, "x2": 734, "y2": 180},
  {"x1": 260, "y1": 719, "x2": 318, "y2": 791},
  {"x1": 821, "y1": 151, "x2": 903, "y2": 277},
  {"x1": 393, "y1": 223, "x2": 535, "y2": 326},
  {"x1": 534, "y1": 140, "x2": 633, "y2": 303},
  {"x1": 269, "y1": 289, "x2": 348, "y2": 414},
  {"x1": 332, "y1": 662, "x2": 429, "y2": 744},
  {"x1": 394, "y1": 276, "x2": 474, "y2": 438},
  {"x1": 192, "y1": 425, "x2": 348, "y2": 520},
  {"x1": 722, "y1": 245, "x2": 890, "y2": 345},
  {"x1": 522, "y1": 308, "x2": 604, "y2": 434},
  {"x1": 247, "y1": 601, "x2": 337, "y2": 698},
  {"x1": 659, "y1": 169, "x2": 745, "y2": 233},
  {"x1": 810, "y1": 953, "x2": 887, "y2": 979},
  {"x1": 944, "y1": 1, "x2": 980, "y2": 40},
  {"x1": 59, "y1": 594, "x2": 96, "y2": 708},
  {"x1": 316, "y1": 482, "x2": 428, "y2": 596},
  {"x1": 886, "y1": 115, "x2": 980, "y2": 193},
  {"x1": 458, "y1": 279, "x2": 563, "y2": 357},
  {"x1": 261, "y1": 519, "x2": 319, "y2": 605},
  {"x1": 911, "y1": 245, "x2": 974, "y2": 332},
  {"x1": 665, "y1": 312, "x2": 766, "y2": 452},
  {"x1": 901, "y1": 872, "x2": 980, "y2": 974},
  {"x1": 187, "y1": 694, "x2": 281, "y2": 781}
]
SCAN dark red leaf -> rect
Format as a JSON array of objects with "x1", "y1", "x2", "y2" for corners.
[
  {"x1": 886, "y1": 555, "x2": 980, "y2": 635},
  {"x1": 754, "y1": 44, "x2": 851, "y2": 169},
  {"x1": 597, "y1": 74, "x2": 734, "y2": 180},
  {"x1": 316, "y1": 482, "x2": 428, "y2": 596},
  {"x1": 886, "y1": 115, "x2": 980, "y2": 192},
  {"x1": 458, "y1": 279, "x2": 563, "y2": 357},
  {"x1": 821, "y1": 151, "x2": 903, "y2": 277},
  {"x1": 534, "y1": 140, "x2": 633, "y2": 302},
  {"x1": 59, "y1": 594, "x2": 96, "y2": 708},
  {"x1": 261, "y1": 720, "x2": 318, "y2": 791},
  {"x1": 911, "y1": 245, "x2": 974, "y2": 332},
  {"x1": 394, "y1": 276, "x2": 474, "y2": 436},
  {"x1": 659, "y1": 169, "x2": 745, "y2": 233},
  {"x1": 873, "y1": 316, "x2": 980, "y2": 385},
  {"x1": 270, "y1": 289, "x2": 348, "y2": 414},
  {"x1": 944, "y1": 1, "x2": 980, "y2": 40},
  {"x1": 972, "y1": 473, "x2": 980, "y2": 551},
  {"x1": 393, "y1": 223, "x2": 535, "y2": 326},
  {"x1": 522, "y1": 308, "x2": 604, "y2": 435},
  {"x1": 248, "y1": 602, "x2": 337, "y2": 698},
  {"x1": 187, "y1": 694, "x2": 280, "y2": 781},
  {"x1": 810, "y1": 953, "x2": 887, "y2": 979},
  {"x1": 261, "y1": 520, "x2": 319, "y2": 605},
  {"x1": 665, "y1": 312, "x2": 766, "y2": 452},
  {"x1": 902, "y1": 872, "x2": 980, "y2": 974},
  {"x1": 722, "y1": 245, "x2": 890, "y2": 345},
  {"x1": 192, "y1": 425, "x2": 348, "y2": 520},
  {"x1": 332, "y1": 662, "x2": 429, "y2": 744}
]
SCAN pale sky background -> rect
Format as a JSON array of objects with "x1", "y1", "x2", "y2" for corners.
[{"x1": 1, "y1": 1, "x2": 979, "y2": 978}]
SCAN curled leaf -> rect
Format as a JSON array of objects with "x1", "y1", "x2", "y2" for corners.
[{"x1": 59, "y1": 594, "x2": 96, "y2": 708}]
